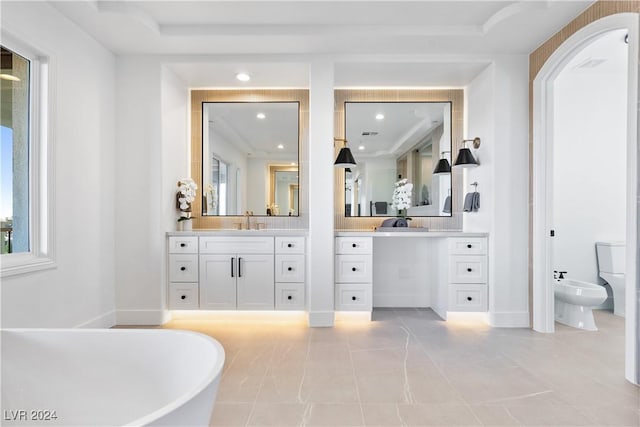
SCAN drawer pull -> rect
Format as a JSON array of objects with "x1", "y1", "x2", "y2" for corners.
[
  {"x1": 287, "y1": 243, "x2": 293, "y2": 248},
  {"x1": 180, "y1": 243, "x2": 186, "y2": 247},
  {"x1": 287, "y1": 267, "x2": 293, "y2": 271},
  {"x1": 351, "y1": 296, "x2": 357, "y2": 301},
  {"x1": 467, "y1": 268, "x2": 473, "y2": 272},
  {"x1": 180, "y1": 266, "x2": 186, "y2": 271},
  {"x1": 467, "y1": 244, "x2": 472, "y2": 249},
  {"x1": 351, "y1": 267, "x2": 357, "y2": 272},
  {"x1": 467, "y1": 296, "x2": 473, "y2": 301},
  {"x1": 181, "y1": 295, "x2": 186, "y2": 300},
  {"x1": 352, "y1": 243, "x2": 357, "y2": 248},
  {"x1": 287, "y1": 295, "x2": 293, "y2": 300}
]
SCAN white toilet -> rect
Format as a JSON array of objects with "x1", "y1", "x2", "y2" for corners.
[
  {"x1": 554, "y1": 278, "x2": 608, "y2": 331},
  {"x1": 596, "y1": 241, "x2": 626, "y2": 317}
]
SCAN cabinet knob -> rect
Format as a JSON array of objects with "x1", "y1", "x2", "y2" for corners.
[
  {"x1": 467, "y1": 244, "x2": 472, "y2": 249},
  {"x1": 351, "y1": 267, "x2": 357, "y2": 272},
  {"x1": 181, "y1": 295, "x2": 186, "y2": 300},
  {"x1": 287, "y1": 243, "x2": 293, "y2": 248},
  {"x1": 467, "y1": 268, "x2": 472, "y2": 272},
  {"x1": 180, "y1": 243, "x2": 186, "y2": 247},
  {"x1": 287, "y1": 295, "x2": 293, "y2": 300},
  {"x1": 351, "y1": 296, "x2": 357, "y2": 301},
  {"x1": 467, "y1": 296, "x2": 473, "y2": 301},
  {"x1": 287, "y1": 267, "x2": 293, "y2": 271},
  {"x1": 180, "y1": 266, "x2": 186, "y2": 271},
  {"x1": 352, "y1": 243, "x2": 357, "y2": 248}
]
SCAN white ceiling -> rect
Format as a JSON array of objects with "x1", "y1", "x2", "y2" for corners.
[
  {"x1": 346, "y1": 102, "x2": 446, "y2": 158},
  {"x1": 562, "y1": 29, "x2": 629, "y2": 75},
  {"x1": 50, "y1": 1, "x2": 593, "y2": 56},
  {"x1": 206, "y1": 102, "x2": 299, "y2": 159},
  {"x1": 48, "y1": 0, "x2": 593, "y2": 87}
]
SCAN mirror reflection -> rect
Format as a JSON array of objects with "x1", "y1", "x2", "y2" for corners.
[
  {"x1": 202, "y1": 102, "x2": 299, "y2": 216},
  {"x1": 344, "y1": 102, "x2": 452, "y2": 217}
]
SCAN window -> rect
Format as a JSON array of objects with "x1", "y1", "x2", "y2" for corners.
[
  {"x1": 1, "y1": 36, "x2": 54, "y2": 276},
  {"x1": 1, "y1": 46, "x2": 30, "y2": 255}
]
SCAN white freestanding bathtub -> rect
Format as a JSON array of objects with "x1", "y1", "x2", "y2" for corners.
[{"x1": 1, "y1": 329, "x2": 225, "y2": 426}]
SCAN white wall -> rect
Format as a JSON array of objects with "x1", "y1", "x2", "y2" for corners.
[
  {"x1": 209, "y1": 125, "x2": 248, "y2": 215},
  {"x1": 161, "y1": 66, "x2": 190, "y2": 309},
  {"x1": 114, "y1": 58, "x2": 166, "y2": 324},
  {"x1": 246, "y1": 158, "x2": 269, "y2": 215},
  {"x1": 307, "y1": 60, "x2": 335, "y2": 326},
  {"x1": 1, "y1": 2, "x2": 116, "y2": 328},
  {"x1": 553, "y1": 35, "x2": 628, "y2": 289},
  {"x1": 465, "y1": 56, "x2": 530, "y2": 327},
  {"x1": 363, "y1": 157, "x2": 396, "y2": 215}
]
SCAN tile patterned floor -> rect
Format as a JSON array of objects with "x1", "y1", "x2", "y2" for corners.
[{"x1": 163, "y1": 309, "x2": 640, "y2": 426}]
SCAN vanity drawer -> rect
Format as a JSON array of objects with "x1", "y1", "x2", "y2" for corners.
[
  {"x1": 448, "y1": 284, "x2": 487, "y2": 312},
  {"x1": 449, "y1": 255, "x2": 487, "y2": 283},
  {"x1": 275, "y1": 283, "x2": 305, "y2": 310},
  {"x1": 335, "y1": 254, "x2": 372, "y2": 283},
  {"x1": 169, "y1": 254, "x2": 199, "y2": 282},
  {"x1": 275, "y1": 237, "x2": 305, "y2": 254},
  {"x1": 448, "y1": 237, "x2": 487, "y2": 255},
  {"x1": 275, "y1": 254, "x2": 305, "y2": 283},
  {"x1": 335, "y1": 284, "x2": 372, "y2": 311},
  {"x1": 168, "y1": 282, "x2": 199, "y2": 309},
  {"x1": 335, "y1": 237, "x2": 373, "y2": 255},
  {"x1": 200, "y1": 236, "x2": 274, "y2": 254},
  {"x1": 168, "y1": 236, "x2": 199, "y2": 254}
]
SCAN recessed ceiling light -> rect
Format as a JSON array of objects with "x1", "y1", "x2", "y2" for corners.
[
  {"x1": 277, "y1": 144, "x2": 284, "y2": 149},
  {"x1": 236, "y1": 73, "x2": 251, "y2": 82},
  {"x1": 0, "y1": 74, "x2": 20, "y2": 82},
  {"x1": 358, "y1": 145, "x2": 365, "y2": 150},
  {"x1": 375, "y1": 113, "x2": 384, "y2": 120},
  {"x1": 256, "y1": 112, "x2": 266, "y2": 119}
]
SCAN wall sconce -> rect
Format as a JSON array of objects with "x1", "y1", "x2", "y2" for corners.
[
  {"x1": 453, "y1": 137, "x2": 481, "y2": 168},
  {"x1": 334, "y1": 138, "x2": 356, "y2": 168},
  {"x1": 433, "y1": 151, "x2": 451, "y2": 174}
]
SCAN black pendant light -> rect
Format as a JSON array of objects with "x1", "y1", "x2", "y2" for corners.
[
  {"x1": 453, "y1": 138, "x2": 481, "y2": 168},
  {"x1": 334, "y1": 138, "x2": 356, "y2": 168},
  {"x1": 433, "y1": 151, "x2": 451, "y2": 174}
]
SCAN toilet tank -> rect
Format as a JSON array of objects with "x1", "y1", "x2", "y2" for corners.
[{"x1": 596, "y1": 241, "x2": 625, "y2": 274}]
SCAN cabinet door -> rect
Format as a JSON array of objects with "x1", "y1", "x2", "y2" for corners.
[
  {"x1": 237, "y1": 254, "x2": 275, "y2": 310},
  {"x1": 199, "y1": 254, "x2": 237, "y2": 309}
]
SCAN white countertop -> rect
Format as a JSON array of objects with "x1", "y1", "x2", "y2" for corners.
[
  {"x1": 335, "y1": 230, "x2": 488, "y2": 238},
  {"x1": 167, "y1": 229, "x2": 487, "y2": 238},
  {"x1": 167, "y1": 229, "x2": 309, "y2": 237}
]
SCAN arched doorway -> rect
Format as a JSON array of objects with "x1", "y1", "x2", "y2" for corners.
[{"x1": 531, "y1": 13, "x2": 639, "y2": 384}]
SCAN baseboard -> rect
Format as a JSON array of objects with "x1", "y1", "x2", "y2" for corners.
[
  {"x1": 489, "y1": 311, "x2": 530, "y2": 328},
  {"x1": 115, "y1": 309, "x2": 168, "y2": 326},
  {"x1": 307, "y1": 311, "x2": 335, "y2": 327},
  {"x1": 75, "y1": 310, "x2": 116, "y2": 328}
]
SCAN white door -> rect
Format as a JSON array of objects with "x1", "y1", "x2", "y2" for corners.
[
  {"x1": 199, "y1": 254, "x2": 237, "y2": 309},
  {"x1": 237, "y1": 254, "x2": 274, "y2": 310}
]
